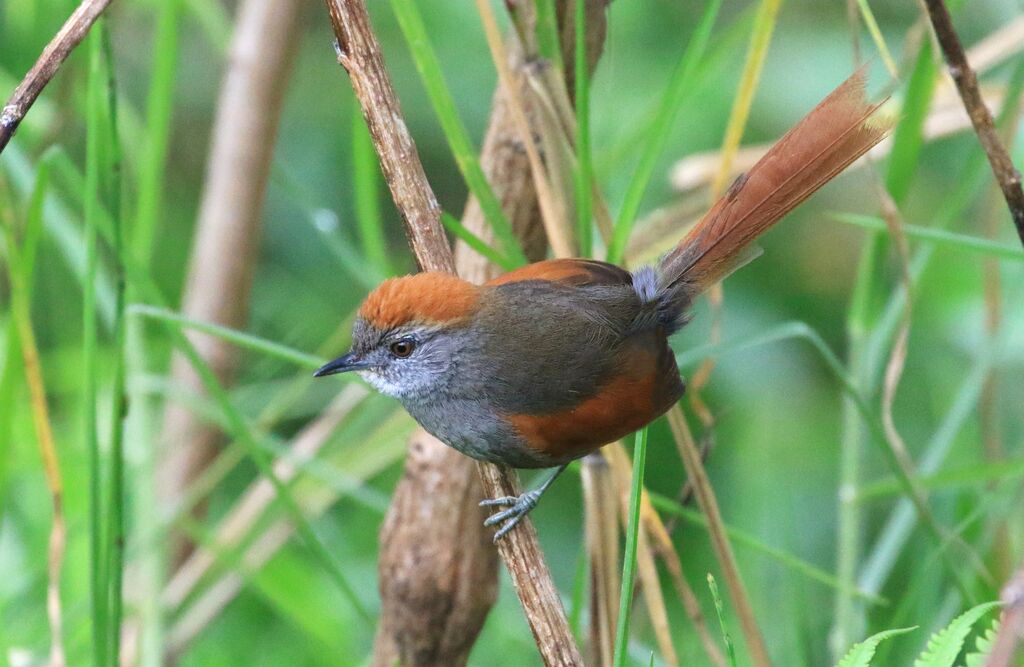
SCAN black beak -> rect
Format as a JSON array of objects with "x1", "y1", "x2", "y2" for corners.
[{"x1": 313, "y1": 352, "x2": 370, "y2": 377}]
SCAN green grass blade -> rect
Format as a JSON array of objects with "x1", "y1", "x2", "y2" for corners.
[
  {"x1": 83, "y1": 30, "x2": 108, "y2": 667},
  {"x1": 143, "y1": 309, "x2": 372, "y2": 623},
  {"x1": 133, "y1": 0, "x2": 180, "y2": 262},
  {"x1": 606, "y1": 0, "x2": 722, "y2": 264},
  {"x1": 0, "y1": 157, "x2": 49, "y2": 534},
  {"x1": 352, "y1": 108, "x2": 393, "y2": 276},
  {"x1": 708, "y1": 574, "x2": 738, "y2": 667},
  {"x1": 100, "y1": 21, "x2": 128, "y2": 664},
  {"x1": 441, "y1": 211, "x2": 520, "y2": 271},
  {"x1": 853, "y1": 0, "x2": 898, "y2": 78},
  {"x1": 534, "y1": 0, "x2": 562, "y2": 71},
  {"x1": 886, "y1": 39, "x2": 936, "y2": 205},
  {"x1": 129, "y1": 305, "x2": 326, "y2": 370},
  {"x1": 709, "y1": 0, "x2": 782, "y2": 197},
  {"x1": 573, "y1": 0, "x2": 593, "y2": 257},
  {"x1": 856, "y1": 459, "x2": 1024, "y2": 502},
  {"x1": 832, "y1": 213, "x2": 1024, "y2": 261},
  {"x1": 648, "y1": 492, "x2": 885, "y2": 605},
  {"x1": 387, "y1": 0, "x2": 528, "y2": 266},
  {"x1": 612, "y1": 426, "x2": 648, "y2": 666}
]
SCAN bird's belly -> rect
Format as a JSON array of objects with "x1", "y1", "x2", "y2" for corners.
[
  {"x1": 501, "y1": 367, "x2": 684, "y2": 464},
  {"x1": 402, "y1": 396, "x2": 554, "y2": 468}
]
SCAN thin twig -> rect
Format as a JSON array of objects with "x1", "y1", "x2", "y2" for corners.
[
  {"x1": 322, "y1": 1, "x2": 582, "y2": 663},
  {"x1": 0, "y1": 0, "x2": 113, "y2": 155},
  {"x1": 921, "y1": 0, "x2": 1024, "y2": 246}
]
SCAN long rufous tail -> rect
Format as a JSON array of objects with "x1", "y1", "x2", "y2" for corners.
[{"x1": 657, "y1": 69, "x2": 893, "y2": 314}]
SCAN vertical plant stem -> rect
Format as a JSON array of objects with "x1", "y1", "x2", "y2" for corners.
[
  {"x1": 83, "y1": 27, "x2": 107, "y2": 667},
  {"x1": 133, "y1": 0, "x2": 180, "y2": 262},
  {"x1": 101, "y1": 20, "x2": 128, "y2": 664},
  {"x1": 831, "y1": 230, "x2": 880, "y2": 658},
  {"x1": 667, "y1": 406, "x2": 771, "y2": 667},
  {"x1": 387, "y1": 0, "x2": 528, "y2": 265},
  {"x1": 573, "y1": 0, "x2": 592, "y2": 257},
  {"x1": 0, "y1": 182, "x2": 66, "y2": 666},
  {"x1": 352, "y1": 107, "x2": 392, "y2": 276},
  {"x1": 612, "y1": 428, "x2": 647, "y2": 666}
]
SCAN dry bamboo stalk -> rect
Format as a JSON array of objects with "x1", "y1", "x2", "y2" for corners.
[
  {"x1": 0, "y1": 0, "x2": 112, "y2": 154},
  {"x1": 158, "y1": 0, "x2": 306, "y2": 567},
  {"x1": 582, "y1": 455, "x2": 620, "y2": 666}
]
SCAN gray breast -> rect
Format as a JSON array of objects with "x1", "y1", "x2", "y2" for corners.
[{"x1": 402, "y1": 394, "x2": 554, "y2": 468}]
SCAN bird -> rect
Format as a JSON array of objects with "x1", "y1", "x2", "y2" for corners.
[{"x1": 315, "y1": 70, "x2": 892, "y2": 541}]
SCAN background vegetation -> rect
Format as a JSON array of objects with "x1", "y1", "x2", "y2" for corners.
[{"x1": 1, "y1": 0, "x2": 1022, "y2": 665}]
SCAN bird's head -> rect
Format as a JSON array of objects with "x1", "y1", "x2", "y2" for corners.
[{"x1": 314, "y1": 273, "x2": 481, "y2": 400}]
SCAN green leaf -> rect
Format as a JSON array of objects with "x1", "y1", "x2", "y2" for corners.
[
  {"x1": 387, "y1": 0, "x2": 528, "y2": 266},
  {"x1": 708, "y1": 573, "x2": 738, "y2": 667},
  {"x1": 607, "y1": 0, "x2": 722, "y2": 264},
  {"x1": 963, "y1": 619, "x2": 1000, "y2": 667},
  {"x1": 913, "y1": 601, "x2": 1002, "y2": 667},
  {"x1": 834, "y1": 626, "x2": 917, "y2": 667}
]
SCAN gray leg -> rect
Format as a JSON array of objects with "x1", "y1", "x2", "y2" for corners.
[{"x1": 479, "y1": 464, "x2": 568, "y2": 542}]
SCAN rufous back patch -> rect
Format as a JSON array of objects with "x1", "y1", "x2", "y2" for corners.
[{"x1": 359, "y1": 273, "x2": 481, "y2": 329}]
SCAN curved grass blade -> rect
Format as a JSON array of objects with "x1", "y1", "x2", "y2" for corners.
[
  {"x1": 607, "y1": 0, "x2": 722, "y2": 264},
  {"x1": 387, "y1": 0, "x2": 528, "y2": 266}
]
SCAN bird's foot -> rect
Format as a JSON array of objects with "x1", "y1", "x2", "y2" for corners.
[{"x1": 480, "y1": 489, "x2": 542, "y2": 542}]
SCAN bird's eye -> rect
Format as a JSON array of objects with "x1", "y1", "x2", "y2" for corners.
[{"x1": 389, "y1": 338, "x2": 416, "y2": 358}]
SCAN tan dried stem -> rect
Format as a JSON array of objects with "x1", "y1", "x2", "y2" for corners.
[
  {"x1": 581, "y1": 455, "x2": 620, "y2": 665},
  {"x1": 162, "y1": 386, "x2": 368, "y2": 612},
  {"x1": 158, "y1": 0, "x2": 306, "y2": 567},
  {"x1": 922, "y1": 0, "x2": 1024, "y2": 246},
  {"x1": 323, "y1": 0, "x2": 583, "y2": 662},
  {"x1": 0, "y1": 0, "x2": 112, "y2": 155},
  {"x1": 474, "y1": 0, "x2": 577, "y2": 258},
  {"x1": 165, "y1": 399, "x2": 407, "y2": 659},
  {"x1": 0, "y1": 181, "x2": 66, "y2": 666},
  {"x1": 603, "y1": 443, "x2": 727, "y2": 667},
  {"x1": 667, "y1": 406, "x2": 771, "y2": 667}
]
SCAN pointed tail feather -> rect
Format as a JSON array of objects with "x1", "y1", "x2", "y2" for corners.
[{"x1": 658, "y1": 69, "x2": 893, "y2": 316}]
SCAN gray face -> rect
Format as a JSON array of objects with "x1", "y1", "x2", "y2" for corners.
[{"x1": 343, "y1": 317, "x2": 465, "y2": 401}]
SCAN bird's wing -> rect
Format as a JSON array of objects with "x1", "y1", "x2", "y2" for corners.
[{"x1": 486, "y1": 258, "x2": 633, "y2": 288}]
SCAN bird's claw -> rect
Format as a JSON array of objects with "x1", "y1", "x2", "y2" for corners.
[
  {"x1": 479, "y1": 495, "x2": 518, "y2": 507},
  {"x1": 480, "y1": 490, "x2": 540, "y2": 542}
]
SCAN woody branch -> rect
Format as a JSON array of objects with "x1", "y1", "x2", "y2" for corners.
[
  {"x1": 0, "y1": 0, "x2": 113, "y2": 155},
  {"x1": 321, "y1": 0, "x2": 583, "y2": 663}
]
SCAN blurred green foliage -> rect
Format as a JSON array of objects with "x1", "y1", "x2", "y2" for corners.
[{"x1": 1, "y1": 0, "x2": 1023, "y2": 665}]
